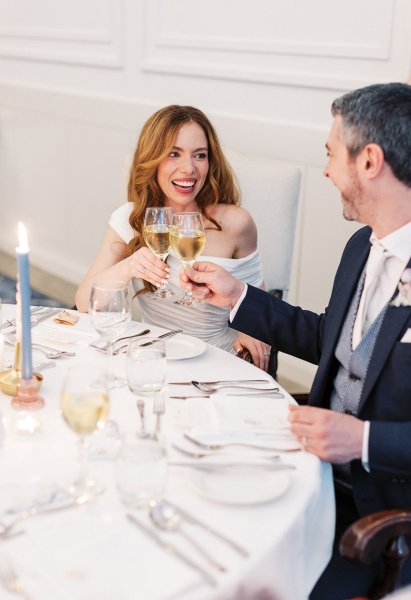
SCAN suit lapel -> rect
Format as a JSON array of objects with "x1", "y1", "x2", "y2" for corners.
[{"x1": 359, "y1": 257, "x2": 411, "y2": 410}]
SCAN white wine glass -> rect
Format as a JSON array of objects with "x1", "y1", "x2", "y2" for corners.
[
  {"x1": 143, "y1": 207, "x2": 174, "y2": 298},
  {"x1": 88, "y1": 281, "x2": 131, "y2": 388},
  {"x1": 60, "y1": 364, "x2": 109, "y2": 496},
  {"x1": 170, "y1": 212, "x2": 205, "y2": 306}
]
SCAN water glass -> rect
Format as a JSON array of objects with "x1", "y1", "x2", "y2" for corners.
[
  {"x1": 116, "y1": 432, "x2": 168, "y2": 508},
  {"x1": 126, "y1": 338, "x2": 166, "y2": 395}
]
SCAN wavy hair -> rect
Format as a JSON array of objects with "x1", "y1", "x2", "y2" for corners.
[{"x1": 125, "y1": 105, "x2": 240, "y2": 292}]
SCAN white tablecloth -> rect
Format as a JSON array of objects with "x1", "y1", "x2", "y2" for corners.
[{"x1": 0, "y1": 305, "x2": 335, "y2": 600}]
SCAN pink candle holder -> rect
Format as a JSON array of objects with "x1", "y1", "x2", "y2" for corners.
[{"x1": 12, "y1": 375, "x2": 45, "y2": 409}]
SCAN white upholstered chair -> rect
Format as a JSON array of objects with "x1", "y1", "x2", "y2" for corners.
[{"x1": 224, "y1": 148, "x2": 302, "y2": 299}]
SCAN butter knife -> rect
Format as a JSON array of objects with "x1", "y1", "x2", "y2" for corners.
[
  {"x1": 127, "y1": 514, "x2": 216, "y2": 586},
  {"x1": 168, "y1": 379, "x2": 270, "y2": 386},
  {"x1": 139, "y1": 329, "x2": 182, "y2": 347}
]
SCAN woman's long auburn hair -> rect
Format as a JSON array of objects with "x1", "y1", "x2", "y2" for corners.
[{"x1": 126, "y1": 106, "x2": 240, "y2": 293}]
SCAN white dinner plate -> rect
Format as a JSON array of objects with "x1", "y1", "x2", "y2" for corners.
[
  {"x1": 190, "y1": 465, "x2": 291, "y2": 505},
  {"x1": 165, "y1": 334, "x2": 206, "y2": 360}
]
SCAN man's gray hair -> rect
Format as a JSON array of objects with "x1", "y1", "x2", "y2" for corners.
[{"x1": 332, "y1": 82, "x2": 411, "y2": 187}]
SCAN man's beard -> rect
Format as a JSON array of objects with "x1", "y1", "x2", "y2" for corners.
[{"x1": 341, "y1": 173, "x2": 364, "y2": 223}]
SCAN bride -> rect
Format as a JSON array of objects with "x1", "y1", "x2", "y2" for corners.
[{"x1": 75, "y1": 105, "x2": 271, "y2": 371}]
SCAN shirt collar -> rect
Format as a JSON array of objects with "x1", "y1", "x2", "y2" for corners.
[{"x1": 370, "y1": 220, "x2": 411, "y2": 264}]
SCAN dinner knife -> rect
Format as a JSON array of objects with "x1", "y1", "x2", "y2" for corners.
[
  {"x1": 165, "y1": 499, "x2": 249, "y2": 557},
  {"x1": 169, "y1": 461, "x2": 295, "y2": 471},
  {"x1": 126, "y1": 514, "x2": 216, "y2": 586},
  {"x1": 168, "y1": 379, "x2": 271, "y2": 386}
]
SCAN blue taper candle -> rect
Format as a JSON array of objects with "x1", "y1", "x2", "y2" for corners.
[{"x1": 16, "y1": 222, "x2": 33, "y2": 380}]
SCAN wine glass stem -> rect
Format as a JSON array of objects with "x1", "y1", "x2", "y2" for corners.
[
  {"x1": 159, "y1": 259, "x2": 168, "y2": 292},
  {"x1": 107, "y1": 339, "x2": 114, "y2": 376},
  {"x1": 76, "y1": 435, "x2": 89, "y2": 489}
]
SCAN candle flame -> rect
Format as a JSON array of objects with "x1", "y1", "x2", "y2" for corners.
[{"x1": 17, "y1": 222, "x2": 29, "y2": 252}]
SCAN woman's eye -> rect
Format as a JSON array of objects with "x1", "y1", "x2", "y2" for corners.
[
  {"x1": 195, "y1": 153, "x2": 207, "y2": 159},
  {"x1": 169, "y1": 151, "x2": 179, "y2": 158}
]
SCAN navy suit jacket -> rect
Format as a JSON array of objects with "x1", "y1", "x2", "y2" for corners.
[{"x1": 232, "y1": 226, "x2": 411, "y2": 516}]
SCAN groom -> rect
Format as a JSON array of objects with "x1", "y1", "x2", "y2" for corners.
[{"x1": 180, "y1": 82, "x2": 411, "y2": 599}]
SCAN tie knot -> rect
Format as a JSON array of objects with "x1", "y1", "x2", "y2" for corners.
[{"x1": 367, "y1": 240, "x2": 390, "y2": 279}]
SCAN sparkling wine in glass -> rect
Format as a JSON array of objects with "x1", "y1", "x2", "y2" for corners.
[
  {"x1": 89, "y1": 281, "x2": 131, "y2": 388},
  {"x1": 170, "y1": 212, "x2": 205, "y2": 306},
  {"x1": 143, "y1": 207, "x2": 174, "y2": 298},
  {"x1": 61, "y1": 364, "x2": 109, "y2": 495}
]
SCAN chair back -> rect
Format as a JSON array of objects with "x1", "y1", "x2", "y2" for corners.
[{"x1": 224, "y1": 148, "x2": 301, "y2": 297}]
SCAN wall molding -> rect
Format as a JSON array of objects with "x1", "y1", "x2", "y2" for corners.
[{"x1": 0, "y1": 1, "x2": 124, "y2": 68}]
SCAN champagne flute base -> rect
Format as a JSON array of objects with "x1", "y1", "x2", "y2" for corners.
[{"x1": 149, "y1": 288, "x2": 174, "y2": 300}]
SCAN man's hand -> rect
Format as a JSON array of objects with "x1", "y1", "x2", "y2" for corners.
[
  {"x1": 179, "y1": 261, "x2": 245, "y2": 308},
  {"x1": 288, "y1": 405, "x2": 364, "y2": 463}
]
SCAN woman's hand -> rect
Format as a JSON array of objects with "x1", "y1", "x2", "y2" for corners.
[
  {"x1": 129, "y1": 248, "x2": 170, "y2": 287},
  {"x1": 233, "y1": 333, "x2": 271, "y2": 372}
]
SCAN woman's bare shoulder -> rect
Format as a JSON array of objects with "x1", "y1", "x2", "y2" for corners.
[{"x1": 208, "y1": 204, "x2": 256, "y2": 234}]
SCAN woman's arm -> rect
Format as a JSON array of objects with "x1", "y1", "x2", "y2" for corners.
[{"x1": 75, "y1": 225, "x2": 169, "y2": 312}]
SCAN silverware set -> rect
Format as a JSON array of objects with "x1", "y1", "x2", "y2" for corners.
[{"x1": 127, "y1": 497, "x2": 249, "y2": 586}]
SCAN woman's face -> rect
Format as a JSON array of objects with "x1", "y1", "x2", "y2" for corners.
[{"x1": 157, "y1": 122, "x2": 209, "y2": 210}]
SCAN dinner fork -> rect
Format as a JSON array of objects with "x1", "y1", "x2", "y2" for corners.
[
  {"x1": 6, "y1": 336, "x2": 75, "y2": 360},
  {"x1": 0, "y1": 554, "x2": 32, "y2": 599},
  {"x1": 184, "y1": 432, "x2": 301, "y2": 452},
  {"x1": 153, "y1": 392, "x2": 165, "y2": 438}
]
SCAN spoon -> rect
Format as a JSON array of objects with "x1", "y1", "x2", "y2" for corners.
[
  {"x1": 149, "y1": 501, "x2": 226, "y2": 572},
  {"x1": 192, "y1": 381, "x2": 280, "y2": 394}
]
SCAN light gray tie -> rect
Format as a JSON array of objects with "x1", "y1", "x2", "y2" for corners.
[{"x1": 353, "y1": 240, "x2": 392, "y2": 346}]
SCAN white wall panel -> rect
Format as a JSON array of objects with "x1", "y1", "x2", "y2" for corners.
[
  {"x1": 0, "y1": 0, "x2": 124, "y2": 67},
  {"x1": 142, "y1": 0, "x2": 409, "y2": 89}
]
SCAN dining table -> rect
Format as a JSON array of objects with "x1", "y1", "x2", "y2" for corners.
[{"x1": 0, "y1": 303, "x2": 335, "y2": 600}]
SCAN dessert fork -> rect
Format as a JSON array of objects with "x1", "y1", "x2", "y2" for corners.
[
  {"x1": 153, "y1": 392, "x2": 165, "y2": 438},
  {"x1": 0, "y1": 554, "x2": 32, "y2": 599}
]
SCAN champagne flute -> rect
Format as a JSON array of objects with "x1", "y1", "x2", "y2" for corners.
[
  {"x1": 89, "y1": 281, "x2": 131, "y2": 388},
  {"x1": 61, "y1": 364, "x2": 109, "y2": 495},
  {"x1": 143, "y1": 207, "x2": 174, "y2": 298},
  {"x1": 170, "y1": 212, "x2": 205, "y2": 306}
]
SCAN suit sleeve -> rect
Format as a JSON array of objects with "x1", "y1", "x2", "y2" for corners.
[{"x1": 231, "y1": 285, "x2": 326, "y2": 365}]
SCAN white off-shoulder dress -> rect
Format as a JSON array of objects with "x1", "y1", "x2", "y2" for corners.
[{"x1": 109, "y1": 203, "x2": 264, "y2": 353}]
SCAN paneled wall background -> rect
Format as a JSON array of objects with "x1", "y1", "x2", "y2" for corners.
[{"x1": 0, "y1": 0, "x2": 410, "y2": 389}]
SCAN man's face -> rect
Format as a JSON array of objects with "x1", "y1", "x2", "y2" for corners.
[{"x1": 323, "y1": 116, "x2": 365, "y2": 223}]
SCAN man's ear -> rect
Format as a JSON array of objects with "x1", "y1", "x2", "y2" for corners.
[{"x1": 359, "y1": 143, "x2": 385, "y2": 179}]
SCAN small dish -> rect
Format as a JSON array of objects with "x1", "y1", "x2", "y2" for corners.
[{"x1": 165, "y1": 334, "x2": 206, "y2": 360}]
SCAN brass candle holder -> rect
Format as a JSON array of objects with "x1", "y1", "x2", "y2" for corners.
[{"x1": 0, "y1": 341, "x2": 43, "y2": 399}]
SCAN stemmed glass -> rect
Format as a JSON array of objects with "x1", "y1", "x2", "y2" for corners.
[
  {"x1": 126, "y1": 338, "x2": 167, "y2": 438},
  {"x1": 143, "y1": 207, "x2": 174, "y2": 298},
  {"x1": 60, "y1": 364, "x2": 109, "y2": 495},
  {"x1": 88, "y1": 281, "x2": 131, "y2": 388},
  {"x1": 170, "y1": 212, "x2": 205, "y2": 306}
]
